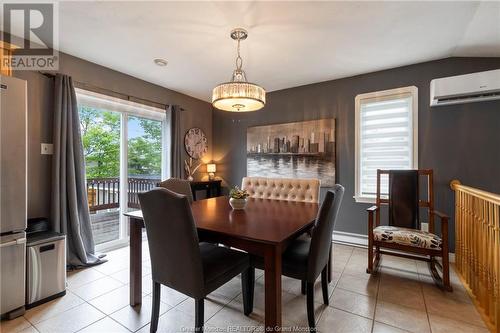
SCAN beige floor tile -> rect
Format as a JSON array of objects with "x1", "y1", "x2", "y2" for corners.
[
  {"x1": 424, "y1": 290, "x2": 486, "y2": 328},
  {"x1": 235, "y1": 278, "x2": 296, "y2": 321},
  {"x1": 379, "y1": 268, "x2": 421, "y2": 290},
  {"x1": 375, "y1": 301, "x2": 430, "y2": 333},
  {"x1": 105, "y1": 265, "x2": 152, "y2": 294},
  {"x1": 17, "y1": 326, "x2": 38, "y2": 333},
  {"x1": 333, "y1": 253, "x2": 353, "y2": 265},
  {"x1": 332, "y1": 261, "x2": 348, "y2": 272},
  {"x1": 282, "y1": 294, "x2": 327, "y2": 326},
  {"x1": 0, "y1": 316, "x2": 32, "y2": 333},
  {"x1": 141, "y1": 274, "x2": 154, "y2": 294},
  {"x1": 71, "y1": 276, "x2": 124, "y2": 301},
  {"x1": 333, "y1": 244, "x2": 355, "y2": 256},
  {"x1": 88, "y1": 284, "x2": 138, "y2": 315},
  {"x1": 347, "y1": 253, "x2": 368, "y2": 266},
  {"x1": 110, "y1": 266, "x2": 152, "y2": 285},
  {"x1": 24, "y1": 291, "x2": 84, "y2": 324},
  {"x1": 330, "y1": 288, "x2": 376, "y2": 319},
  {"x1": 109, "y1": 295, "x2": 170, "y2": 332},
  {"x1": 337, "y1": 273, "x2": 379, "y2": 297},
  {"x1": 93, "y1": 257, "x2": 129, "y2": 276},
  {"x1": 380, "y1": 256, "x2": 417, "y2": 273},
  {"x1": 142, "y1": 264, "x2": 152, "y2": 277},
  {"x1": 136, "y1": 308, "x2": 193, "y2": 333},
  {"x1": 205, "y1": 299, "x2": 262, "y2": 332},
  {"x1": 378, "y1": 283, "x2": 425, "y2": 310},
  {"x1": 159, "y1": 285, "x2": 189, "y2": 307},
  {"x1": 210, "y1": 276, "x2": 243, "y2": 300},
  {"x1": 78, "y1": 317, "x2": 130, "y2": 333},
  {"x1": 316, "y1": 307, "x2": 372, "y2": 333},
  {"x1": 34, "y1": 303, "x2": 105, "y2": 333},
  {"x1": 282, "y1": 275, "x2": 337, "y2": 301},
  {"x1": 342, "y1": 265, "x2": 370, "y2": 279},
  {"x1": 420, "y1": 275, "x2": 472, "y2": 304},
  {"x1": 175, "y1": 294, "x2": 231, "y2": 322},
  {"x1": 372, "y1": 321, "x2": 411, "y2": 333},
  {"x1": 429, "y1": 314, "x2": 490, "y2": 333},
  {"x1": 66, "y1": 268, "x2": 106, "y2": 289}
]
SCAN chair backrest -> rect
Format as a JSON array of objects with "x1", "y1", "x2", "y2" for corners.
[
  {"x1": 157, "y1": 178, "x2": 194, "y2": 204},
  {"x1": 138, "y1": 188, "x2": 204, "y2": 298},
  {"x1": 308, "y1": 184, "x2": 344, "y2": 281},
  {"x1": 375, "y1": 169, "x2": 434, "y2": 230},
  {"x1": 241, "y1": 176, "x2": 320, "y2": 203}
]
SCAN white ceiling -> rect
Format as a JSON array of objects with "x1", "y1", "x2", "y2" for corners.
[{"x1": 53, "y1": 1, "x2": 500, "y2": 101}]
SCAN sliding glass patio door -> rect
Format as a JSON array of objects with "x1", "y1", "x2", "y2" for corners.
[{"x1": 77, "y1": 89, "x2": 167, "y2": 250}]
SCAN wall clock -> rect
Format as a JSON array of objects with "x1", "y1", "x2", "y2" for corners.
[{"x1": 184, "y1": 127, "x2": 208, "y2": 159}]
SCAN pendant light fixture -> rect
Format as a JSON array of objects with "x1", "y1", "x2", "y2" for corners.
[{"x1": 212, "y1": 28, "x2": 266, "y2": 112}]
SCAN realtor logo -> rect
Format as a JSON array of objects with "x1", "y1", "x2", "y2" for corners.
[{"x1": 1, "y1": 2, "x2": 59, "y2": 70}]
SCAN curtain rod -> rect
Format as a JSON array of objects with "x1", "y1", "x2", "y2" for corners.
[{"x1": 39, "y1": 71, "x2": 186, "y2": 111}]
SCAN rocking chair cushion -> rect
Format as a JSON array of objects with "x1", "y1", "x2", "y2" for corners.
[{"x1": 373, "y1": 226, "x2": 442, "y2": 250}]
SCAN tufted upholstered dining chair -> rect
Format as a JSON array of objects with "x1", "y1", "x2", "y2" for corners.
[
  {"x1": 249, "y1": 185, "x2": 345, "y2": 330},
  {"x1": 138, "y1": 188, "x2": 254, "y2": 333},
  {"x1": 157, "y1": 178, "x2": 194, "y2": 204},
  {"x1": 241, "y1": 177, "x2": 320, "y2": 203},
  {"x1": 366, "y1": 169, "x2": 451, "y2": 291}
]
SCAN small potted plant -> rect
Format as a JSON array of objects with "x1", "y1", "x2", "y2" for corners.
[{"x1": 229, "y1": 186, "x2": 250, "y2": 210}]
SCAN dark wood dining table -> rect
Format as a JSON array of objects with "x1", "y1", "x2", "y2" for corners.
[{"x1": 124, "y1": 196, "x2": 319, "y2": 331}]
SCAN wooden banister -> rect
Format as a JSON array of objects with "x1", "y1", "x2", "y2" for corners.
[{"x1": 451, "y1": 180, "x2": 500, "y2": 333}]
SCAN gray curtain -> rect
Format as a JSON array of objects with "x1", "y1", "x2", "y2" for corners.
[
  {"x1": 51, "y1": 74, "x2": 103, "y2": 267},
  {"x1": 170, "y1": 105, "x2": 183, "y2": 178}
]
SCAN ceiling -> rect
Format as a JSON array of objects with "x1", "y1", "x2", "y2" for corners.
[{"x1": 30, "y1": 2, "x2": 500, "y2": 101}]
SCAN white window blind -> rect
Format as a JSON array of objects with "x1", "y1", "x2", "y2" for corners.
[{"x1": 355, "y1": 87, "x2": 418, "y2": 202}]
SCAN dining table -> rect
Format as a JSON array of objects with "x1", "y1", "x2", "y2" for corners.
[{"x1": 124, "y1": 195, "x2": 319, "y2": 331}]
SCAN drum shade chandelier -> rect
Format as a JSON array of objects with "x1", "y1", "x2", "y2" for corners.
[{"x1": 212, "y1": 28, "x2": 266, "y2": 112}]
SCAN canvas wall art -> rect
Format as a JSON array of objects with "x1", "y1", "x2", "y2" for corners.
[{"x1": 247, "y1": 118, "x2": 336, "y2": 187}]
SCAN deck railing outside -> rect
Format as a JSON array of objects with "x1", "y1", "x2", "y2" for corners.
[
  {"x1": 86, "y1": 177, "x2": 160, "y2": 245},
  {"x1": 86, "y1": 177, "x2": 160, "y2": 211},
  {"x1": 451, "y1": 180, "x2": 500, "y2": 333}
]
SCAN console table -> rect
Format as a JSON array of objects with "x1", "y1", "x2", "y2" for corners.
[{"x1": 190, "y1": 180, "x2": 222, "y2": 200}]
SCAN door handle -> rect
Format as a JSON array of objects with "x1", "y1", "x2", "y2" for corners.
[{"x1": 0, "y1": 237, "x2": 27, "y2": 248}]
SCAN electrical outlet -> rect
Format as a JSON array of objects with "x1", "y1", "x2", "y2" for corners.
[{"x1": 41, "y1": 143, "x2": 53, "y2": 155}]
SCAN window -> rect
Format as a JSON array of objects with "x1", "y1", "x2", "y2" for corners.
[
  {"x1": 76, "y1": 88, "x2": 168, "y2": 250},
  {"x1": 355, "y1": 86, "x2": 418, "y2": 203}
]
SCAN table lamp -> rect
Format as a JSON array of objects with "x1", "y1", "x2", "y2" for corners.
[{"x1": 207, "y1": 163, "x2": 216, "y2": 180}]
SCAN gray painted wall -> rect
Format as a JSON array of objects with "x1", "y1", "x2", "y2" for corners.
[
  {"x1": 213, "y1": 57, "x2": 500, "y2": 251},
  {"x1": 13, "y1": 52, "x2": 213, "y2": 219}
]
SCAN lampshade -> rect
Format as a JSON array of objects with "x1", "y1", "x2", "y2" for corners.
[
  {"x1": 212, "y1": 82, "x2": 266, "y2": 112},
  {"x1": 206, "y1": 163, "x2": 216, "y2": 173}
]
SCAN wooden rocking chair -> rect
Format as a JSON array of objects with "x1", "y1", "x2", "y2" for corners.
[{"x1": 366, "y1": 169, "x2": 452, "y2": 291}]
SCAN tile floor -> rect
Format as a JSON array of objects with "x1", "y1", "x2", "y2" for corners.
[{"x1": 0, "y1": 243, "x2": 490, "y2": 333}]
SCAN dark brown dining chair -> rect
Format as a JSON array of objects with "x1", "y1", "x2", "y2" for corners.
[
  {"x1": 249, "y1": 184, "x2": 345, "y2": 330},
  {"x1": 138, "y1": 188, "x2": 253, "y2": 332},
  {"x1": 157, "y1": 178, "x2": 194, "y2": 203},
  {"x1": 366, "y1": 169, "x2": 451, "y2": 291}
]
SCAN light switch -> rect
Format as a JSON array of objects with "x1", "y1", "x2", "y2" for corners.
[{"x1": 41, "y1": 143, "x2": 53, "y2": 155}]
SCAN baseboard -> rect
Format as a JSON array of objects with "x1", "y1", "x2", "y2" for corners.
[
  {"x1": 332, "y1": 230, "x2": 368, "y2": 247},
  {"x1": 332, "y1": 230, "x2": 455, "y2": 262}
]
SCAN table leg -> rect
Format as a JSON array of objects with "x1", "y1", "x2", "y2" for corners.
[
  {"x1": 129, "y1": 217, "x2": 142, "y2": 306},
  {"x1": 264, "y1": 245, "x2": 282, "y2": 331}
]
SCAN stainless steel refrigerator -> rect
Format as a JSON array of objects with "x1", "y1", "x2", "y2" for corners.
[{"x1": 0, "y1": 75, "x2": 27, "y2": 318}]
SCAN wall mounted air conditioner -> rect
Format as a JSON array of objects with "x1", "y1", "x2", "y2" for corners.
[{"x1": 430, "y1": 69, "x2": 500, "y2": 107}]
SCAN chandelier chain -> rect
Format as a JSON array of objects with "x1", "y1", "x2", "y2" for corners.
[{"x1": 236, "y1": 37, "x2": 243, "y2": 70}]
